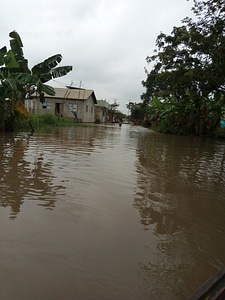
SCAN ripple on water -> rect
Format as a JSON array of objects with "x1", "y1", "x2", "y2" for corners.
[{"x1": 0, "y1": 127, "x2": 225, "y2": 299}]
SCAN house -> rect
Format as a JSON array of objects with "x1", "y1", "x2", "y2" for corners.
[
  {"x1": 95, "y1": 100, "x2": 110, "y2": 123},
  {"x1": 25, "y1": 87, "x2": 97, "y2": 123}
]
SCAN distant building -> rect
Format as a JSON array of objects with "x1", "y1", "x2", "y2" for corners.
[
  {"x1": 95, "y1": 100, "x2": 110, "y2": 123},
  {"x1": 25, "y1": 87, "x2": 97, "y2": 123}
]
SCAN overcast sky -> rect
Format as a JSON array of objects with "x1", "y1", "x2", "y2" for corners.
[{"x1": 1, "y1": 0, "x2": 194, "y2": 113}]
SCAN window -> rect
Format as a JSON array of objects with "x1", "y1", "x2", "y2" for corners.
[
  {"x1": 42, "y1": 102, "x2": 51, "y2": 109},
  {"x1": 86, "y1": 105, "x2": 88, "y2": 112},
  {"x1": 91, "y1": 107, "x2": 93, "y2": 113},
  {"x1": 69, "y1": 103, "x2": 77, "y2": 111}
]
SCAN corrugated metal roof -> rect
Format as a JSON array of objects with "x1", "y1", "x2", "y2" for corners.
[
  {"x1": 96, "y1": 100, "x2": 110, "y2": 108},
  {"x1": 45, "y1": 87, "x2": 97, "y2": 103}
]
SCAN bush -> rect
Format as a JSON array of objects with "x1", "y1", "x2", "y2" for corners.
[
  {"x1": 14, "y1": 113, "x2": 95, "y2": 132},
  {"x1": 39, "y1": 114, "x2": 59, "y2": 126},
  {"x1": 14, "y1": 114, "x2": 76, "y2": 131}
]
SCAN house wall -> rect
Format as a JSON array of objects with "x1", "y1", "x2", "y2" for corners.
[
  {"x1": 81, "y1": 96, "x2": 95, "y2": 122},
  {"x1": 95, "y1": 107, "x2": 102, "y2": 121},
  {"x1": 95, "y1": 106, "x2": 107, "y2": 123}
]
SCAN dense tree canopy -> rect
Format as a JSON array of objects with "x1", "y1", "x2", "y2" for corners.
[
  {"x1": 126, "y1": 101, "x2": 146, "y2": 123},
  {"x1": 141, "y1": 0, "x2": 225, "y2": 135},
  {"x1": 0, "y1": 31, "x2": 72, "y2": 132}
]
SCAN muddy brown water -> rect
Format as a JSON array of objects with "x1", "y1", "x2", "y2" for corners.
[{"x1": 0, "y1": 124, "x2": 225, "y2": 300}]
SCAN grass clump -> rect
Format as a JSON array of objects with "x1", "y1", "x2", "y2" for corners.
[{"x1": 15, "y1": 114, "x2": 78, "y2": 131}]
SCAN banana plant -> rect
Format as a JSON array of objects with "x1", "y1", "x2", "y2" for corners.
[{"x1": 0, "y1": 31, "x2": 73, "y2": 132}]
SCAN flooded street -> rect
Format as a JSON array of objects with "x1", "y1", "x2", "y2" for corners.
[{"x1": 0, "y1": 124, "x2": 225, "y2": 300}]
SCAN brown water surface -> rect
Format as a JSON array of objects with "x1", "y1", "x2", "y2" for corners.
[{"x1": 0, "y1": 124, "x2": 225, "y2": 299}]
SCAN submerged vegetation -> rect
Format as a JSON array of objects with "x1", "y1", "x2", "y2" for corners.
[{"x1": 139, "y1": 0, "x2": 225, "y2": 136}]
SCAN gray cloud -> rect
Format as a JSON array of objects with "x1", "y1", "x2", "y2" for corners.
[{"x1": 0, "y1": 0, "x2": 193, "y2": 113}]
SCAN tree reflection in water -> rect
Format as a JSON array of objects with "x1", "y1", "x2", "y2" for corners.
[
  {"x1": 133, "y1": 132, "x2": 225, "y2": 298},
  {"x1": 0, "y1": 133, "x2": 63, "y2": 220}
]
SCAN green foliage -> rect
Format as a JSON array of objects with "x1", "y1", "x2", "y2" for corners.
[
  {"x1": 39, "y1": 114, "x2": 59, "y2": 126},
  {"x1": 142, "y1": 0, "x2": 225, "y2": 136},
  {"x1": 31, "y1": 54, "x2": 72, "y2": 83},
  {"x1": 115, "y1": 110, "x2": 127, "y2": 120},
  {"x1": 9, "y1": 31, "x2": 29, "y2": 73},
  {"x1": 126, "y1": 101, "x2": 147, "y2": 122},
  {"x1": 14, "y1": 114, "x2": 79, "y2": 130},
  {"x1": 0, "y1": 31, "x2": 73, "y2": 132}
]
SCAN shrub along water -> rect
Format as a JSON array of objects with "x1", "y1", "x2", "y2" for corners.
[{"x1": 14, "y1": 114, "x2": 82, "y2": 131}]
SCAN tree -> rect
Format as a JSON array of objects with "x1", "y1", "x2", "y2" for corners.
[
  {"x1": 142, "y1": 0, "x2": 225, "y2": 135},
  {"x1": 126, "y1": 101, "x2": 146, "y2": 123},
  {"x1": 0, "y1": 31, "x2": 72, "y2": 132}
]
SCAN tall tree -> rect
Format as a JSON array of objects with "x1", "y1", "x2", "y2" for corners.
[
  {"x1": 126, "y1": 101, "x2": 146, "y2": 122},
  {"x1": 0, "y1": 31, "x2": 72, "y2": 132},
  {"x1": 142, "y1": 0, "x2": 225, "y2": 135}
]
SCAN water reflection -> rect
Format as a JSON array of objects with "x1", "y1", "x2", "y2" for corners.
[
  {"x1": 0, "y1": 125, "x2": 122, "y2": 220},
  {"x1": 134, "y1": 131, "x2": 225, "y2": 298},
  {"x1": 1, "y1": 125, "x2": 225, "y2": 299},
  {"x1": 0, "y1": 133, "x2": 61, "y2": 219},
  {"x1": 134, "y1": 133, "x2": 225, "y2": 231}
]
